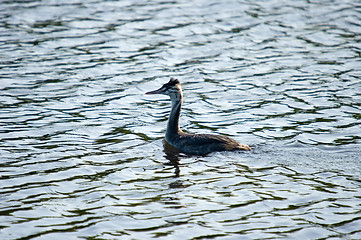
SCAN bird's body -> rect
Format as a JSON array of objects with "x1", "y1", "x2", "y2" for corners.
[
  {"x1": 166, "y1": 132, "x2": 250, "y2": 155},
  {"x1": 146, "y1": 78, "x2": 251, "y2": 155}
]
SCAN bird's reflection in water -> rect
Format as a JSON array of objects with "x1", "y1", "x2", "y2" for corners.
[
  {"x1": 163, "y1": 140, "x2": 182, "y2": 178},
  {"x1": 162, "y1": 141, "x2": 192, "y2": 189}
]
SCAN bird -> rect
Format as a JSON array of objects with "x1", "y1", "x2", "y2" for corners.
[{"x1": 146, "y1": 78, "x2": 251, "y2": 155}]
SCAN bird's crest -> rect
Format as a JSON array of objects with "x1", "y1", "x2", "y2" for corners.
[{"x1": 166, "y1": 78, "x2": 180, "y2": 86}]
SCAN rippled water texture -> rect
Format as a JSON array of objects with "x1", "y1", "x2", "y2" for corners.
[{"x1": 1, "y1": 0, "x2": 361, "y2": 239}]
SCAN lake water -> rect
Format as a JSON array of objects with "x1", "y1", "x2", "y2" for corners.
[{"x1": 1, "y1": 0, "x2": 361, "y2": 239}]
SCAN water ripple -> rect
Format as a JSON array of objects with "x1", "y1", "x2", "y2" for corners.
[{"x1": 1, "y1": 0, "x2": 361, "y2": 239}]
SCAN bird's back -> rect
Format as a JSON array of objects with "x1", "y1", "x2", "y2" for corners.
[{"x1": 173, "y1": 132, "x2": 251, "y2": 155}]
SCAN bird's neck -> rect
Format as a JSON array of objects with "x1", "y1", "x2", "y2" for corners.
[{"x1": 166, "y1": 94, "x2": 183, "y2": 140}]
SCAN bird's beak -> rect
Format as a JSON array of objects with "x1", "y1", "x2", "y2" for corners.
[{"x1": 145, "y1": 87, "x2": 163, "y2": 95}]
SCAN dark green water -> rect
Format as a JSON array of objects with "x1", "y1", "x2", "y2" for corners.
[{"x1": 1, "y1": 0, "x2": 360, "y2": 239}]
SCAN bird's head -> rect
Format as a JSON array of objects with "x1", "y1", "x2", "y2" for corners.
[{"x1": 146, "y1": 78, "x2": 182, "y2": 99}]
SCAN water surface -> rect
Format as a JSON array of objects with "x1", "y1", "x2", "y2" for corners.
[{"x1": 1, "y1": 0, "x2": 361, "y2": 239}]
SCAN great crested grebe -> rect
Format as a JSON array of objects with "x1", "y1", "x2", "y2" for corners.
[{"x1": 146, "y1": 78, "x2": 251, "y2": 155}]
